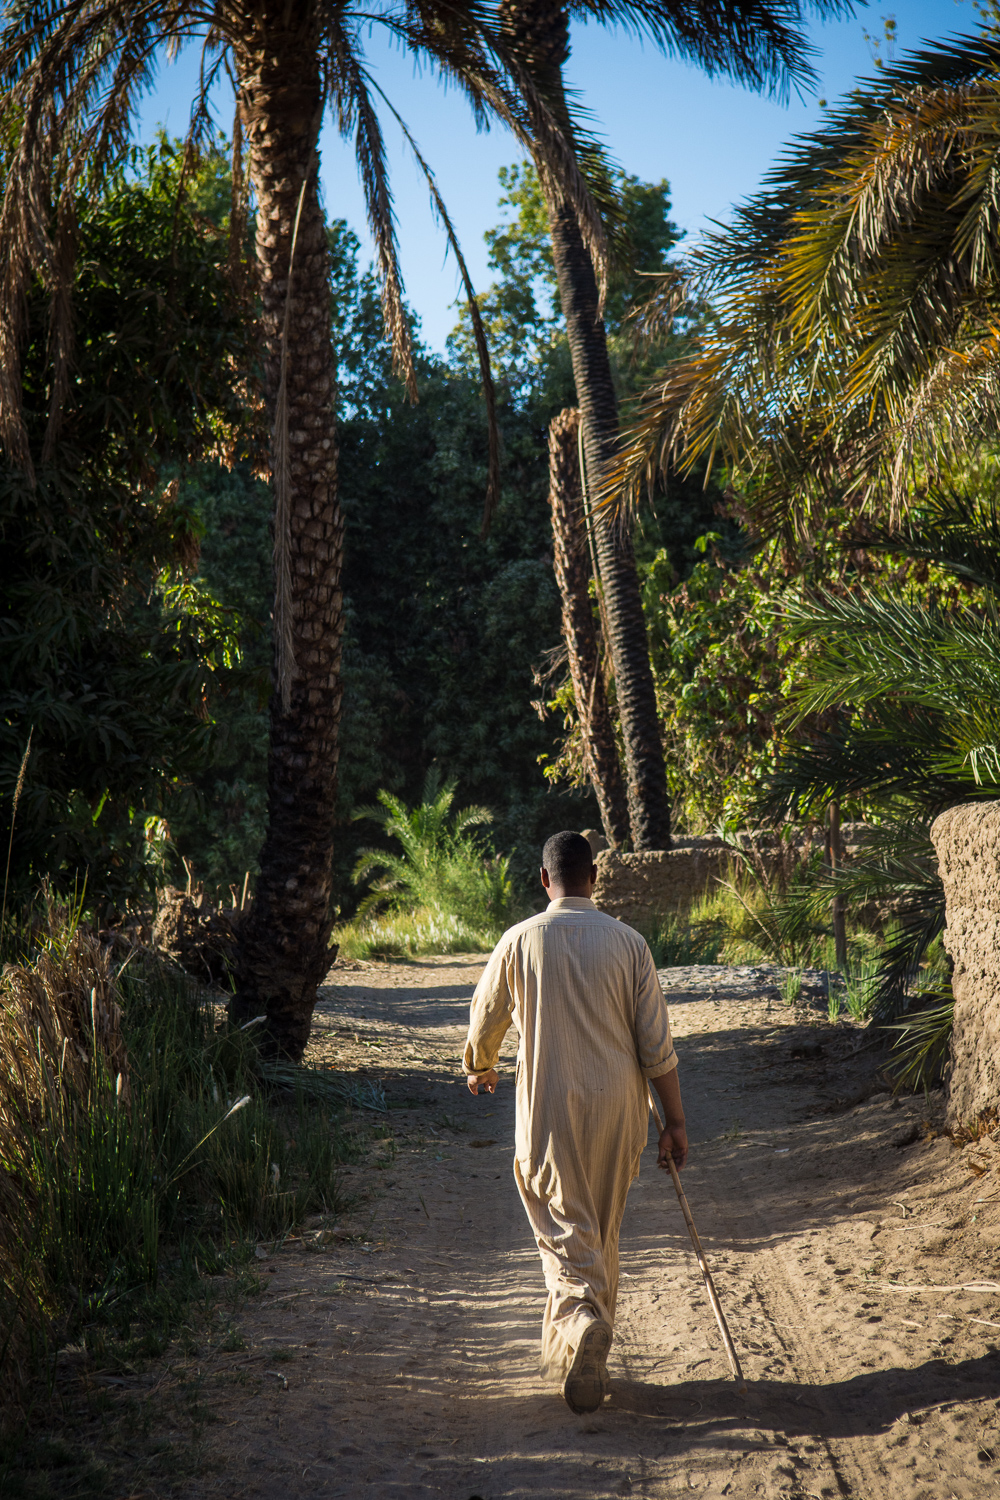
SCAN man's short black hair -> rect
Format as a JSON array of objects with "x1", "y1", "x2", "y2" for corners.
[{"x1": 542, "y1": 830, "x2": 595, "y2": 884}]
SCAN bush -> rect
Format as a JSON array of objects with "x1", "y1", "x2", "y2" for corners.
[
  {"x1": 0, "y1": 900, "x2": 367, "y2": 1418},
  {"x1": 640, "y1": 907, "x2": 724, "y2": 968},
  {"x1": 342, "y1": 772, "x2": 517, "y2": 955}
]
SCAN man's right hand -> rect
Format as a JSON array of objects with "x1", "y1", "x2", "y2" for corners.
[
  {"x1": 467, "y1": 1069, "x2": 499, "y2": 1095},
  {"x1": 657, "y1": 1122, "x2": 689, "y2": 1171}
]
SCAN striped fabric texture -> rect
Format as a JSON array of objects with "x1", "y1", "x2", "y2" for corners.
[{"x1": 463, "y1": 896, "x2": 678, "y2": 1378}]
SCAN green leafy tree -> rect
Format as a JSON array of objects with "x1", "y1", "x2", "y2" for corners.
[
  {"x1": 449, "y1": 162, "x2": 682, "y2": 401},
  {"x1": 0, "y1": 143, "x2": 254, "y2": 916},
  {"x1": 0, "y1": 0, "x2": 544, "y2": 1059},
  {"x1": 488, "y1": 0, "x2": 858, "y2": 850}
]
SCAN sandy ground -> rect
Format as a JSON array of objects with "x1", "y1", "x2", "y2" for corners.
[{"x1": 184, "y1": 955, "x2": 1000, "y2": 1499}]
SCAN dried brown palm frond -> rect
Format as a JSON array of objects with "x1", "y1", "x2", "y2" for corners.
[
  {"x1": 609, "y1": 34, "x2": 1000, "y2": 532},
  {"x1": 625, "y1": 263, "x2": 688, "y2": 349}
]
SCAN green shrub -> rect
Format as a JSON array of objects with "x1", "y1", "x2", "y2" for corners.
[
  {"x1": 640, "y1": 906, "x2": 724, "y2": 967},
  {"x1": 0, "y1": 906, "x2": 365, "y2": 1418},
  {"x1": 345, "y1": 771, "x2": 516, "y2": 953}
]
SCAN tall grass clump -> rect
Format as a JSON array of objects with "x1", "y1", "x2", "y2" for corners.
[
  {"x1": 641, "y1": 902, "x2": 724, "y2": 968},
  {"x1": 0, "y1": 900, "x2": 362, "y2": 1418},
  {"x1": 339, "y1": 772, "x2": 516, "y2": 956}
]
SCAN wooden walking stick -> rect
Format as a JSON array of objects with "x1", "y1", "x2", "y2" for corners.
[{"x1": 649, "y1": 1090, "x2": 747, "y2": 1394}]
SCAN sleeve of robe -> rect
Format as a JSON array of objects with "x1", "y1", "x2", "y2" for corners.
[
  {"x1": 633, "y1": 939, "x2": 678, "y2": 1080},
  {"x1": 463, "y1": 938, "x2": 516, "y2": 1077}
]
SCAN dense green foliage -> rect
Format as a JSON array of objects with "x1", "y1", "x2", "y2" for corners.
[
  {"x1": 175, "y1": 166, "x2": 719, "y2": 909},
  {"x1": 3, "y1": 142, "x2": 739, "y2": 916},
  {"x1": 0, "y1": 142, "x2": 257, "y2": 916},
  {"x1": 448, "y1": 163, "x2": 684, "y2": 401},
  {"x1": 0, "y1": 903, "x2": 375, "y2": 1416}
]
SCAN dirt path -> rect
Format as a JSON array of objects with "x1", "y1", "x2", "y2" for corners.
[{"x1": 198, "y1": 956, "x2": 1000, "y2": 1499}]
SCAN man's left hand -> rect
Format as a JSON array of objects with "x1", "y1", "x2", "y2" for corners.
[
  {"x1": 657, "y1": 1123, "x2": 688, "y2": 1171},
  {"x1": 467, "y1": 1069, "x2": 499, "y2": 1095}
]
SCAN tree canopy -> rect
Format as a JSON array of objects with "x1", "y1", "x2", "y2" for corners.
[{"x1": 0, "y1": 141, "x2": 257, "y2": 914}]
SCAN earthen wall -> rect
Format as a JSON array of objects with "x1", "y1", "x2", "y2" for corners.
[{"x1": 930, "y1": 802, "x2": 1000, "y2": 1123}]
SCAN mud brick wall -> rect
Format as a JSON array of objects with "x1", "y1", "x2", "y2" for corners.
[
  {"x1": 592, "y1": 842, "x2": 729, "y2": 927},
  {"x1": 931, "y1": 801, "x2": 1000, "y2": 1123},
  {"x1": 592, "y1": 825, "x2": 873, "y2": 931}
]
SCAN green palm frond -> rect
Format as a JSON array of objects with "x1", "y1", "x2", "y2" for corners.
[
  {"x1": 450, "y1": 804, "x2": 494, "y2": 836},
  {"x1": 567, "y1": 0, "x2": 855, "y2": 104},
  {"x1": 781, "y1": 591, "x2": 1000, "y2": 728},
  {"x1": 847, "y1": 484, "x2": 1000, "y2": 593},
  {"x1": 350, "y1": 774, "x2": 513, "y2": 933},
  {"x1": 762, "y1": 711, "x2": 996, "y2": 817},
  {"x1": 798, "y1": 831, "x2": 946, "y2": 1025},
  {"x1": 884, "y1": 996, "x2": 954, "y2": 1091},
  {"x1": 609, "y1": 33, "x2": 1000, "y2": 527}
]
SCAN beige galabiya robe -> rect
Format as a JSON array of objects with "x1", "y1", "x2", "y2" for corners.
[{"x1": 463, "y1": 896, "x2": 678, "y2": 1380}]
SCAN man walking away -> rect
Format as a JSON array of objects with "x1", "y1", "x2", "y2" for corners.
[{"x1": 464, "y1": 830, "x2": 688, "y2": 1414}]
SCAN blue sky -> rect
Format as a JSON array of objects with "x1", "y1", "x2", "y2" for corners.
[{"x1": 136, "y1": 2, "x2": 974, "y2": 351}]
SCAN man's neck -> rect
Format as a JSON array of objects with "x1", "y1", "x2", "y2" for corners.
[{"x1": 547, "y1": 888, "x2": 592, "y2": 901}]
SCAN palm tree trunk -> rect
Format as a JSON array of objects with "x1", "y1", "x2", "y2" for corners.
[
  {"x1": 498, "y1": 0, "x2": 672, "y2": 850},
  {"x1": 546, "y1": 200, "x2": 671, "y2": 849},
  {"x1": 229, "y1": 16, "x2": 342, "y2": 1058},
  {"x1": 548, "y1": 407, "x2": 629, "y2": 846}
]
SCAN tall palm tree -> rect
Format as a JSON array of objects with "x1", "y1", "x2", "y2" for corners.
[
  {"x1": 547, "y1": 406, "x2": 630, "y2": 844},
  {"x1": 614, "y1": 34, "x2": 1000, "y2": 538},
  {"x1": 0, "y1": 0, "x2": 567, "y2": 1059},
  {"x1": 491, "y1": 0, "x2": 856, "y2": 849}
]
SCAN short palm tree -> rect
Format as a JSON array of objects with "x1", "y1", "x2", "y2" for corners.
[
  {"x1": 490, "y1": 0, "x2": 857, "y2": 849},
  {"x1": 352, "y1": 771, "x2": 513, "y2": 932},
  {"x1": 0, "y1": 0, "x2": 563, "y2": 1058},
  {"x1": 615, "y1": 33, "x2": 1000, "y2": 535}
]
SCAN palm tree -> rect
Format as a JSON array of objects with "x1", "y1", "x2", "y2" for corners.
[
  {"x1": 0, "y1": 0, "x2": 561, "y2": 1058},
  {"x1": 547, "y1": 407, "x2": 629, "y2": 844},
  {"x1": 757, "y1": 481, "x2": 1000, "y2": 1080},
  {"x1": 351, "y1": 770, "x2": 513, "y2": 933},
  {"x1": 490, "y1": 0, "x2": 857, "y2": 850},
  {"x1": 615, "y1": 34, "x2": 1000, "y2": 537}
]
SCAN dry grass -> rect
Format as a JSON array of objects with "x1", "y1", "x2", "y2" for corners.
[
  {"x1": 948, "y1": 1106, "x2": 1000, "y2": 1147},
  {"x1": 0, "y1": 922, "x2": 128, "y2": 1405},
  {"x1": 0, "y1": 904, "x2": 368, "y2": 1428}
]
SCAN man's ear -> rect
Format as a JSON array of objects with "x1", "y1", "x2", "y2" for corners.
[
  {"x1": 540, "y1": 866, "x2": 550, "y2": 888},
  {"x1": 590, "y1": 864, "x2": 598, "y2": 883}
]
